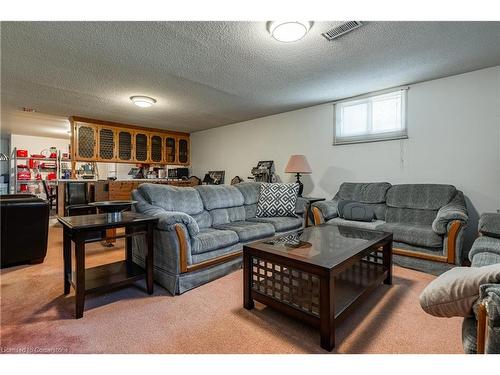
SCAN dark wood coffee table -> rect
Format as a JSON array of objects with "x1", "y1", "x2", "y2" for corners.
[
  {"x1": 243, "y1": 224, "x2": 393, "y2": 351},
  {"x1": 58, "y1": 212, "x2": 158, "y2": 318}
]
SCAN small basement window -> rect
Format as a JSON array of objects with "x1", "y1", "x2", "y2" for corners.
[{"x1": 333, "y1": 88, "x2": 408, "y2": 145}]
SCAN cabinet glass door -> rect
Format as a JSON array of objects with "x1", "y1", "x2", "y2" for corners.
[
  {"x1": 99, "y1": 127, "x2": 115, "y2": 160},
  {"x1": 150, "y1": 135, "x2": 162, "y2": 163},
  {"x1": 178, "y1": 138, "x2": 189, "y2": 164},
  {"x1": 118, "y1": 131, "x2": 133, "y2": 161},
  {"x1": 77, "y1": 125, "x2": 96, "y2": 160},
  {"x1": 165, "y1": 137, "x2": 176, "y2": 164},
  {"x1": 135, "y1": 132, "x2": 148, "y2": 162}
]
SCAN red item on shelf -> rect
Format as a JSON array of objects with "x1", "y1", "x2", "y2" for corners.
[
  {"x1": 17, "y1": 149, "x2": 28, "y2": 157},
  {"x1": 30, "y1": 154, "x2": 45, "y2": 159},
  {"x1": 36, "y1": 173, "x2": 42, "y2": 180},
  {"x1": 47, "y1": 172, "x2": 57, "y2": 180},
  {"x1": 20, "y1": 184, "x2": 28, "y2": 192},
  {"x1": 49, "y1": 153, "x2": 57, "y2": 158},
  {"x1": 29, "y1": 158, "x2": 40, "y2": 169},
  {"x1": 17, "y1": 171, "x2": 31, "y2": 180}
]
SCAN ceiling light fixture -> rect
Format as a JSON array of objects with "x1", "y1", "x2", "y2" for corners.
[
  {"x1": 269, "y1": 21, "x2": 312, "y2": 43},
  {"x1": 130, "y1": 96, "x2": 157, "y2": 108}
]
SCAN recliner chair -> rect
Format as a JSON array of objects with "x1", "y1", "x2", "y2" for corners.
[{"x1": 1, "y1": 194, "x2": 50, "y2": 267}]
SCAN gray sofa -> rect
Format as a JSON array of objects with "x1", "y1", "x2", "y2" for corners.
[
  {"x1": 462, "y1": 213, "x2": 500, "y2": 354},
  {"x1": 131, "y1": 182, "x2": 307, "y2": 295},
  {"x1": 312, "y1": 182, "x2": 469, "y2": 267}
]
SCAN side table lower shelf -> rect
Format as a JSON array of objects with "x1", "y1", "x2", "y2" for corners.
[{"x1": 69, "y1": 260, "x2": 146, "y2": 295}]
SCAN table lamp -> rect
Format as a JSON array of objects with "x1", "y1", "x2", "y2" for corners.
[{"x1": 284, "y1": 155, "x2": 311, "y2": 196}]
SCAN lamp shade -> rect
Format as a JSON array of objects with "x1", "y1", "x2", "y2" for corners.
[{"x1": 284, "y1": 155, "x2": 312, "y2": 174}]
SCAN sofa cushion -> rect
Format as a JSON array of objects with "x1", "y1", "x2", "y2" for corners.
[
  {"x1": 249, "y1": 216, "x2": 303, "y2": 232},
  {"x1": 337, "y1": 182, "x2": 391, "y2": 204},
  {"x1": 341, "y1": 202, "x2": 375, "y2": 222},
  {"x1": 386, "y1": 184, "x2": 456, "y2": 210},
  {"x1": 378, "y1": 222, "x2": 443, "y2": 248},
  {"x1": 195, "y1": 185, "x2": 244, "y2": 210},
  {"x1": 191, "y1": 210, "x2": 212, "y2": 229},
  {"x1": 385, "y1": 207, "x2": 437, "y2": 226},
  {"x1": 256, "y1": 183, "x2": 299, "y2": 218},
  {"x1": 235, "y1": 182, "x2": 262, "y2": 205},
  {"x1": 210, "y1": 206, "x2": 246, "y2": 226},
  {"x1": 419, "y1": 264, "x2": 500, "y2": 317},
  {"x1": 327, "y1": 217, "x2": 385, "y2": 231},
  {"x1": 138, "y1": 183, "x2": 204, "y2": 215},
  {"x1": 214, "y1": 221, "x2": 275, "y2": 242},
  {"x1": 190, "y1": 228, "x2": 239, "y2": 255},
  {"x1": 469, "y1": 236, "x2": 500, "y2": 264}
]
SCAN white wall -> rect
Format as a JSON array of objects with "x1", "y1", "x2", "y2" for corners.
[
  {"x1": 10, "y1": 134, "x2": 70, "y2": 155},
  {"x1": 191, "y1": 66, "x2": 500, "y2": 250}
]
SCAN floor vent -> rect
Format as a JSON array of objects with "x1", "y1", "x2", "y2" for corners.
[{"x1": 321, "y1": 21, "x2": 363, "y2": 41}]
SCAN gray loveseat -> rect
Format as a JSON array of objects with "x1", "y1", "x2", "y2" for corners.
[
  {"x1": 131, "y1": 182, "x2": 307, "y2": 295},
  {"x1": 312, "y1": 182, "x2": 469, "y2": 266},
  {"x1": 462, "y1": 213, "x2": 500, "y2": 354}
]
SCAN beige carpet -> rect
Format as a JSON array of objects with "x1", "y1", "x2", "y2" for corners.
[{"x1": 0, "y1": 224, "x2": 464, "y2": 354}]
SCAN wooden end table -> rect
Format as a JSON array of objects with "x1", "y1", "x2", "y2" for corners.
[{"x1": 58, "y1": 212, "x2": 158, "y2": 319}]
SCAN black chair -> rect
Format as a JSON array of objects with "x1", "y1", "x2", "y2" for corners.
[
  {"x1": 42, "y1": 180, "x2": 57, "y2": 210},
  {"x1": 1, "y1": 195, "x2": 49, "y2": 267},
  {"x1": 65, "y1": 182, "x2": 97, "y2": 216}
]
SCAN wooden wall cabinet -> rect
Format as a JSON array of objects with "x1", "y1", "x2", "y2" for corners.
[
  {"x1": 98, "y1": 126, "x2": 117, "y2": 161},
  {"x1": 70, "y1": 117, "x2": 190, "y2": 166},
  {"x1": 117, "y1": 129, "x2": 134, "y2": 162},
  {"x1": 75, "y1": 122, "x2": 97, "y2": 161},
  {"x1": 150, "y1": 134, "x2": 163, "y2": 163},
  {"x1": 178, "y1": 136, "x2": 190, "y2": 165}
]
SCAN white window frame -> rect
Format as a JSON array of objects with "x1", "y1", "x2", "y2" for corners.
[{"x1": 333, "y1": 87, "x2": 408, "y2": 146}]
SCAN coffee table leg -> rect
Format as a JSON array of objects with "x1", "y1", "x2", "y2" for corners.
[
  {"x1": 146, "y1": 223, "x2": 154, "y2": 295},
  {"x1": 243, "y1": 251, "x2": 254, "y2": 310},
  {"x1": 320, "y1": 274, "x2": 335, "y2": 351},
  {"x1": 383, "y1": 239, "x2": 393, "y2": 285},
  {"x1": 63, "y1": 229, "x2": 71, "y2": 295},
  {"x1": 75, "y1": 240, "x2": 85, "y2": 319}
]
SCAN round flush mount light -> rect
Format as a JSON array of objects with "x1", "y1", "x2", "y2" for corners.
[
  {"x1": 130, "y1": 96, "x2": 157, "y2": 108},
  {"x1": 269, "y1": 21, "x2": 312, "y2": 43}
]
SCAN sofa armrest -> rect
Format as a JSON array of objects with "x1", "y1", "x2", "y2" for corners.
[
  {"x1": 475, "y1": 284, "x2": 500, "y2": 354},
  {"x1": 432, "y1": 191, "x2": 468, "y2": 234},
  {"x1": 479, "y1": 213, "x2": 500, "y2": 239},
  {"x1": 311, "y1": 199, "x2": 339, "y2": 224},
  {"x1": 155, "y1": 211, "x2": 200, "y2": 237}
]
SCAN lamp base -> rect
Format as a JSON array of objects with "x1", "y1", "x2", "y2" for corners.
[{"x1": 295, "y1": 173, "x2": 304, "y2": 197}]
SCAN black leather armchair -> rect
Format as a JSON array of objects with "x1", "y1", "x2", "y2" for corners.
[
  {"x1": 1, "y1": 195, "x2": 50, "y2": 267},
  {"x1": 65, "y1": 182, "x2": 97, "y2": 216}
]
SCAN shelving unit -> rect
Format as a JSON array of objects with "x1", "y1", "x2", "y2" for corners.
[{"x1": 10, "y1": 147, "x2": 67, "y2": 196}]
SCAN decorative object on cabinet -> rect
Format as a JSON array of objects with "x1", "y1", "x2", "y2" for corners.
[
  {"x1": 187, "y1": 176, "x2": 202, "y2": 185},
  {"x1": 202, "y1": 173, "x2": 214, "y2": 185},
  {"x1": 249, "y1": 160, "x2": 276, "y2": 183},
  {"x1": 231, "y1": 176, "x2": 244, "y2": 185},
  {"x1": 284, "y1": 154, "x2": 312, "y2": 197},
  {"x1": 204, "y1": 171, "x2": 225, "y2": 185}
]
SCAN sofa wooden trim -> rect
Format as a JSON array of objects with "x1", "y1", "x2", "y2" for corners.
[
  {"x1": 311, "y1": 207, "x2": 461, "y2": 264},
  {"x1": 174, "y1": 224, "x2": 242, "y2": 273}
]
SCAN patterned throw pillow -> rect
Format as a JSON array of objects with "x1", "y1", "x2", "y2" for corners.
[{"x1": 256, "y1": 183, "x2": 299, "y2": 218}]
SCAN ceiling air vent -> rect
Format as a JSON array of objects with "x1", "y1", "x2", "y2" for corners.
[{"x1": 321, "y1": 21, "x2": 363, "y2": 41}]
